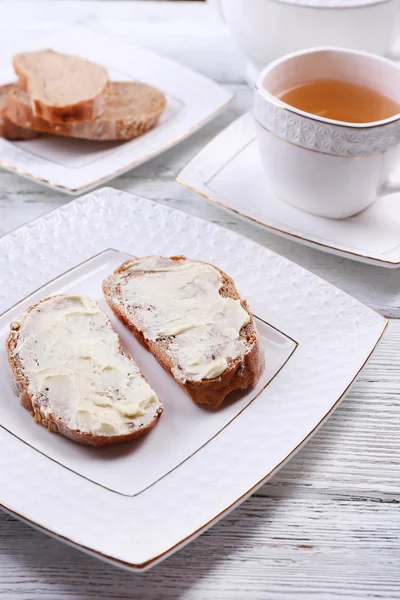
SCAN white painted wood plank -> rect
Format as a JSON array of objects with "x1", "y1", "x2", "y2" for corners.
[
  {"x1": 85, "y1": 19, "x2": 246, "y2": 83},
  {"x1": 0, "y1": 316, "x2": 398, "y2": 600},
  {"x1": 0, "y1": 6, "x2": 398, "y2": 316},
  {"x1": 0, "y1": 1, "x2": 246, "y2": 83},
  {"x1": 268, "y1": 320, "x2": 400, "y2": 498},
  {"x1": 0, "y1": 493, "x2": 399, "y2": 599},
  {"x1": 0, "y1": 4, "x2": 399, "y2": 598},
  {"x1": 2, "y1": 85, "x2": 400, "y2": 318}
]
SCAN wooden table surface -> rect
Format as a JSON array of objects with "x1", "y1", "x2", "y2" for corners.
[{"x1": 1, "y1": 2, "x2": 399, "y2": 598}]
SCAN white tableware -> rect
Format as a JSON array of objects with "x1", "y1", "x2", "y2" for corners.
[
  {"x1": 0, "y1": 187, "x2": 386, "y2": 570},
  {"x1": 178, "y1": 112, "x2": 400, "y2": 267},
  {"x1": 1, "y1": 247, "x2": 296, "y2": 492},
  {"x1": 209, "y1": 0, "x2": 399, "y2": 82},
  {"x1": 0, "y1": 25, "x2": 232, "y2": 195},
  {"x1": 255, "y1": 47, "x2": 400, "y2": 219}
]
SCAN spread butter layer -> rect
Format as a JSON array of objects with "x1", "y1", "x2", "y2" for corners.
[
  {"x1": 115, "y1": 257, "x2": 251, "y2": 381},
  {"x1": 12, "y1": 294, "x2": 158, "y2": 436}
]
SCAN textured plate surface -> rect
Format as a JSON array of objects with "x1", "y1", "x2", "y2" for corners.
[
  {"x1": 0, "y1": 249, "x2": 296, "y2": 496},
  {"x1": 0, "y1": 187, "x2": 386, "y2": 570},
  {"x1": 0, "y1": 25, "x2": 232, "y2": 194},
  {"x1": 177, "y1": 112, "x2": 400, "y2": 268}
]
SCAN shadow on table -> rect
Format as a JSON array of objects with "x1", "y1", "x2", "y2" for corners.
[
  {"x1": 1, "y1": 390, "x2": 364, "y2": 598},
  {"x1": 1, "y1": 493, "x2": 283, "y2": 599}
]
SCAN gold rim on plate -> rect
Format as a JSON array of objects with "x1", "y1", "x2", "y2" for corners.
[
  {"x1": 0, "y1": 192, "x2": 389, "y2": 570},
  {"x1": 0, "y1": 247, "x2": 298, "y2": 498},
  {"x1": 0, "y1": 318, "x2": 387, "y2": 570},
  {"x1": 177, "y1": 176, "x2": 400, "y2": 266},
  {"x1": 0, "y1": 96, "x2": 234, "y2": 194}
]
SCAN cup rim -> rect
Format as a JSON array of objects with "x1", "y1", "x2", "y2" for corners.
[{"x1": 255, "y1": 46, "x2": 400, "y2": 129}]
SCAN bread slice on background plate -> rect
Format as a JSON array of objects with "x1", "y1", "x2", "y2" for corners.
[
  {"x1": 6, "y1": 294, "x2": 162, "y2": 447},
  {"x1": 5, "y1": 81, "x2": 167, "y2": 141},
  {"x1": 13, "y1": 49, "x2": 109, "y2": 123},
  {"x1": 103, "y1": 256, "x2": 264, "y2": 409},
  {"x1": 0, "y1": 83, "x2": 40, "y2": 140}
]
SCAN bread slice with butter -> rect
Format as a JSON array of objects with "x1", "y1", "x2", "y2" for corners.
[
  {"x1": 6, "y1": 294, "x2": 162, "y2": 447},
  {"x1": 103, "y1": 256, "x2": 264, "y2": 408}
]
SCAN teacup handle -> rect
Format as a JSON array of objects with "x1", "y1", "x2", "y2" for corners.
[
  {"x1": 380, "y1": 163, "x2": 400, "y2": 196},
  {"x1": 380, "y1": 179, "x2": 400, "y2": 196}
]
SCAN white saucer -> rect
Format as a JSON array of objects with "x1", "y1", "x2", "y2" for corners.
[{"x1": 178, "y1": 112, "x2": 400, "y2": 268}]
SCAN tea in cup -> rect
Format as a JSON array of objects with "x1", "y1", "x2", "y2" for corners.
[
  {"x1": 254, "y1": 47, "x2": 400, "y2": 219},
  {"x1": 277, "y1": 79, "x2": 400, "y2": 124}
]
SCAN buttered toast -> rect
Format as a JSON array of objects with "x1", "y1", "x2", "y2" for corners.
[
  {"x1": 6, "y1": 294, "x2": 162, "y2": 447},
  {"x1": 102, "y1": 256, "x2": 264, "y2": 408}
]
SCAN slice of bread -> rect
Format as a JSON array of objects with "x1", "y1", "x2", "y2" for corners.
[
  {"x1": 103, "y1": 256, "x2": 264, "y2": 408},
  {"x1": 5, "y1": 81, "x2": 166, "y2": 141},
  {"x1": 0, "y1": 83, "x2": 39, "y2": 140},
  {"x1": 6, "y1": 294, "x2": 162, "y2": 447},
  {"x1": 13, "y1": 49, "x2": 109, "y2": 123}
]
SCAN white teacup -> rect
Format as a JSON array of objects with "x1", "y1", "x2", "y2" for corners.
[
  {"x1": 254, "y1": 47, "x2": 400, "y2": 219},
  {"x1": 209, "y1": 0, "x2": 400, "y2": 83}
]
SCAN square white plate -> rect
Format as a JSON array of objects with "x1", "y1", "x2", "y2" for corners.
[
  {"x1": 0, "y1": 187, "x2": 386, "y2": 570},
  {"x1": 0, "y1": 25, "x2": 233, "y2": 194},
  {"x1": 178, "y1": 112, "x2": 400, "y2": 268},
  {"x1": 0, "y1": 249, "x2": 296, "y2": 497}
]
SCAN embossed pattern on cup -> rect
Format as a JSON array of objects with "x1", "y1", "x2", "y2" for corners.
[
  {"x1": 254, "y1": 48, "x2": 400, "y2": 158},
  {"x1": 254, "y1": 47, "x2": 400, "y2": 218},
  {"x1": 254, "y1": 92, "x2": 400, "y2": 157}
]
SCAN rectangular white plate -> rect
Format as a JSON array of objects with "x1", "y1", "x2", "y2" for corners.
[
  {"x1": 0, "y1": 25, "x2": 233, "y2": 194},
  {"x1": 177, "y1": 112, "x2": 400, "y2": 268},
  {"x1": 0, "y1": 187, "x2": 386, "y2": 570}
]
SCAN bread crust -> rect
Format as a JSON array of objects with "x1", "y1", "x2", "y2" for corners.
[
  {"x1": 103, "y1": 257, "x2": 265, "y2": 409},
  {"x1": 0, "y1": 83, "x2": 40, "y2": 140},
  {"x1": 5, "y1": 82, "x2": 166, "y2": 141},
  {"x1": 13, "y1": 51, "x2": 109, "y2": 123},
  {"x1": 6, "y1": 296, "x2": 162, "y2": 447}
]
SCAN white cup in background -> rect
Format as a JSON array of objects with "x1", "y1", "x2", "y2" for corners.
[
  {"x1": 254, "y1": 47, "x2": 400, "y2": 219},
  {"x1": 208, "y1": 0, "x2": 400, "y2": 83}
]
